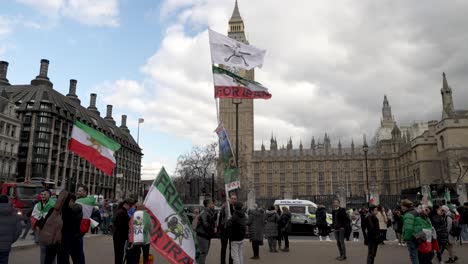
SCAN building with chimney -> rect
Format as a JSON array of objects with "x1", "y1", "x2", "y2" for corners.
[
  {"x1": 220, "y1": 1, "x2": 468, "y2": 200},
  {"x1": 0, "y1": 59, "x2": 143, "y2": 199},
  {"x1": 0, "y1": 61, "x2": 21, "y2": 182}
]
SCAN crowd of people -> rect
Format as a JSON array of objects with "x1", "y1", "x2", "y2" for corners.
[
  {"x1": 2, "y1": 186, "x2": 468, "y2": 264},
  {"x1": 191, "y1": 195, "x2": 468, "y2": 264},
  {"x1": 193, "y1": 194, "x2": 293, "y2": 264}
]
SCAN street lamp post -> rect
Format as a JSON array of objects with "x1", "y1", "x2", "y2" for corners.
[{"x1": 362, "y1": 142, "x2": 369, "y2": 203}]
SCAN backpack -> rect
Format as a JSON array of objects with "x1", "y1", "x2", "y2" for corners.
[
  {"x1": 39, "y1": 191, "x2": 67, "y2": 246},
  {"x1": 449, "y1": 216, "x2": 462, "y2": 237}
]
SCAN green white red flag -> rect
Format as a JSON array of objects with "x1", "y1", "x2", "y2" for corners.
[
  {"x1": 213, "y1": 66, "x2": 272, "y2": 99},
  {"x1": 69, "y1": 121, "x2": 121, "y2": 176},
  {"x1": 76, "y1": 195, "x2": 96, "y2": 233},
  {"x1": 144, "y1": 167, "x2": 196, "y2": 264}
]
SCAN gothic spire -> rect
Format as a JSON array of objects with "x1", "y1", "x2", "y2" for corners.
[
  {"x1": 442, "y1": 72, "x2": 451, "y2": 92},
  {"x1": 382, "y1": 94, "x2": 393, "y2": 121},
  {"x1": 311, "y1": 136, "x2": 316, "y2": 149},
  {"x1": 229, "y1": 0, "x2": 243, "y2": 23}
]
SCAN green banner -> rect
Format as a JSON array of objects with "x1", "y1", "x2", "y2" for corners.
[{"x1": 215, "y1": 124, "x2": 240, "y2": 191}]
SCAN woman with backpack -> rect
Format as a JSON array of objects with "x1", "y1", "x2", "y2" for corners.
[{"x1": 442, "y1": 205, "x2": 459, "y2": 263}]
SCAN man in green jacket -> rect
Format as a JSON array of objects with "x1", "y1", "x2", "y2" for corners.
[{"x1": 401, "y1": 199, "x2": 419, "y2": 264}]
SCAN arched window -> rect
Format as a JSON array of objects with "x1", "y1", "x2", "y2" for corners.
[{"x1": 440, "y1": 136, "x2": 445, "y2": 149}]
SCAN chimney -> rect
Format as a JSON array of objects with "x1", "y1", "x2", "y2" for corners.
[
  {"x1": 66, "y1": 79, "x2": 80, "y2": 104},
  {"x1": 87, "y1": 93, "x2": 100, "y2": 116},
  {"x1": 0, "y1": 61, "x2": 10, "y2": 85},
  {"x1": 39, "y1": 59, "x2": 49, "y2": 77},
  {"x1": 120, "y1": 115, "x2": 130, "y2": 133},
  {"x1": 89, "y1": 93, "x2": 97, "y2": 109},
  {"x1": 31, "y1": 59, "x2": 53, "y2": 87},
  {"x1": 104, "y1": 105, "x2": 115, "y2": 124},
  {"x1": 121, "y1": 115, "x2": 127, "y2": 127}
]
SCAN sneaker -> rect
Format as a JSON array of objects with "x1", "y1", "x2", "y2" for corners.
[
  {"x1": 336, "y1": 256, "x2": 347, "y2": 261},
  {"x1": 281, "y1": 248, "x2": 289, "y2": 252},
  {"x1": 250, "y1": 256, "x2": 259, "y2": 260},
  {"x1": 446, "y1": 259, "x2": 453, "y2": 263},
  {"x1": 398, "y1": 243, "x2": 401, "y2": 246},
  {"x1": 326, "y1": 236, "x2": 331, "y2": 242},
  {"x1": 319, "y1": 236, "x2": 323, "y2": 241}
]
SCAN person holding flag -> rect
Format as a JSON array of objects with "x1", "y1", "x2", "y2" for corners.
[
  {"x1": 31, "y1": 189, "x2": 55, "y2": 264},
  {"x1": 76, "y1": 184, "x2": 96, "y2": 264}
]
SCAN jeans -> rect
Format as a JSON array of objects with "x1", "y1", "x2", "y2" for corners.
[
  {"x1": 461, "y1": 224, "x2": 468, "y2": 241},
  {"x1": 406, "y1": 240, "x2": 419, "y2": 264},
  {"x1": 40, "y1": 243, "x2": 56, "y2": 264},
  {"x1": 78, "y1": 237, "x2": 85, "y2": 264},
  {"x1": 282, "y1": 231, "x2": 289, "y2": 249},
  {"x1": 231, "y1": 241, "x2": 243, "y2": 264},
  {"x1": 251, "y1": 241, "x2": 260, "y2": 257},
  {"x1": 0, "y1": 250, "x2": 10, "y2": 264},
  {"x1": 267, "y1": 237, "x2": 277, "y2": 251},
  {"x1": 113, "y1": 238, "x2": 126, "y2": 264},
  {"x1": 196, "y1": 236, "x2": 211, "y2": 264},
  {"x1": 334, "y1": 228, "x2": 346, "y2": 257},
  {"x1": 22, "y1": 218, "x2": 31, "y2": 239},
  {"x1": 367, "y1": 242, "x2": 378, "y2": 264},
  {"x1": 57, "y1": 234, "x2": 81, "y2": 264}
]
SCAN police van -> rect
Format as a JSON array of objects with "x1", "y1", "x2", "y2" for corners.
[
  {"x1": 274, "y1": 199, "x2": 332, "y2": 224},
  {"x1": 274, "y1": 199, "x2": 318, "y2": 216}
]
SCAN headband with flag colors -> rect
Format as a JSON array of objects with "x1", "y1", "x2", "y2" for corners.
[
  {"x1": 144, "y1": 167, "x2": 197, "y2": 264},
  {"x1": 209, "y1": 28, "x2": 266, "y2": 70},
  {"x1": 69, "y1": 121, "x2": 121, "y2": 176},
  {"x1": 213, "y1": 66, "x2": 272, "y2": 99}
]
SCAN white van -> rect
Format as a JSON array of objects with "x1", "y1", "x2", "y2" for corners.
[
  {"x1": 274, "y1": 199, "x2": 318, "y2": 216},
  {"x1": 274, "y1": 199, "x2": 332, "y2": 224}
]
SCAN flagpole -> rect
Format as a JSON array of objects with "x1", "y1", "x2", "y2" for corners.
[{"x1": 137, "y1": 121, "x2": 140, "y2": 145}]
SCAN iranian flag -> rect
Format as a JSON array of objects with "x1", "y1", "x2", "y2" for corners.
[
  {"x1": 213, "y1": 66, "x2": 272, "y2": 99},
  {"x1": 144, "y1": 167, "x2": 197, "y2": 264},
  {"x1": 76, "y1": 195, "x2": 96, "y2": 233},
  {"x1": 69, "y1": 121, "x2": 121, "y2": 176}
]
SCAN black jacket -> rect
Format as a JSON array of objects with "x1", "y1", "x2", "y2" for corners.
[
  {"x1": 227, "y1": 210, "x2": 246, "y2": 241},
  {"x1": 332, "y1": 207, "x2": 348, "y2": 230},
  {"x1": 62, "y1": 201, "x2": 83, "y2": 239},
  {"x1": 363, "y1": 213, "x2": 380, "y2": 243},
  {"x1": 113, "y1": 207, "x2": 130, "y2": 241},
  {"x1": 0, "y1": 203, "x2": 22, "y2": 251},
  {"x1": 196, "y1": 207, "x2": 216, "y2": 239},
  {"x1": 459, "y1": 206, "x2": 468, "y2": 225},
  {"x1": 279, "y1": 212, "x2": 292, "y2": 233},
  {"x1": 316, "y1": 207, "x2": 327, "y2": 225},
  {"x1": 218, "y1": 203, "x2": 234, "y2": 235}
]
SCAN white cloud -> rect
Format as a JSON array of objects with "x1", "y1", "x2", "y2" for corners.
[
  {"x1": 15, "y1": 0, "x2": 120, "y2": 27},
  {"x1": 141, "y1": 158, "x2": 174, "y2": 180},
  {"x1": 99, "y1": 0, "x2": 468, "y2": 173}
]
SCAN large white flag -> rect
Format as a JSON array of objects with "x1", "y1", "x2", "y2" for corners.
[
  {"x1": 209, "y1": 28, "x2": 266, "y2": 70},
  {"x1": 144, "y1": 167, "x2": 197, "y2": 264}
]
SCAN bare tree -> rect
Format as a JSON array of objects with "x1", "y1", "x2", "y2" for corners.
[
  {"x1": 448, "y1": 150, "x2": 468, "y2": 184},
  {"x1": 174, "y1": 142, "x2": 219, "y2": 202}
]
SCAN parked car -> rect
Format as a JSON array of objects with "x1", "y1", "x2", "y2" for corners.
[{"x1": 290, "y1": 213, "x2": 319, "y2": 236}]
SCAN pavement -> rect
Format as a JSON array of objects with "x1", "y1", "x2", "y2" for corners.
[{"x1": 10, "y1": 235, "x2": 468, "y2": 264}]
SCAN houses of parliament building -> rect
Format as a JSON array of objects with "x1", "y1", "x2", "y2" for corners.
[{"x1": 221, "y1": 1, "x2": 468, "y2": 199}]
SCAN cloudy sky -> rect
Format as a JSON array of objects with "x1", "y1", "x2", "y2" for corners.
[{"x1": 1, "y1": 0, "x2": 468, "y2": 179}]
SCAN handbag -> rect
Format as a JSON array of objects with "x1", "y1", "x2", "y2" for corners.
[{"x1": 39, "y1": 191, "x2": 67, "y2": 246}]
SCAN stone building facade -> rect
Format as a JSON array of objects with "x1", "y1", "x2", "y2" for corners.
[
  {"x1": 221, "y1": 2, "x2": 468, "y2": 199},
  {"x1": 0, "y1": 62, "x2": 21, "y2": 181},
  {"x1": 0, "y1": 59, "x2": 142, "y2": 199},
  {"x1": 252, "y1": 74, "x2": 468, "y2": 198}
]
